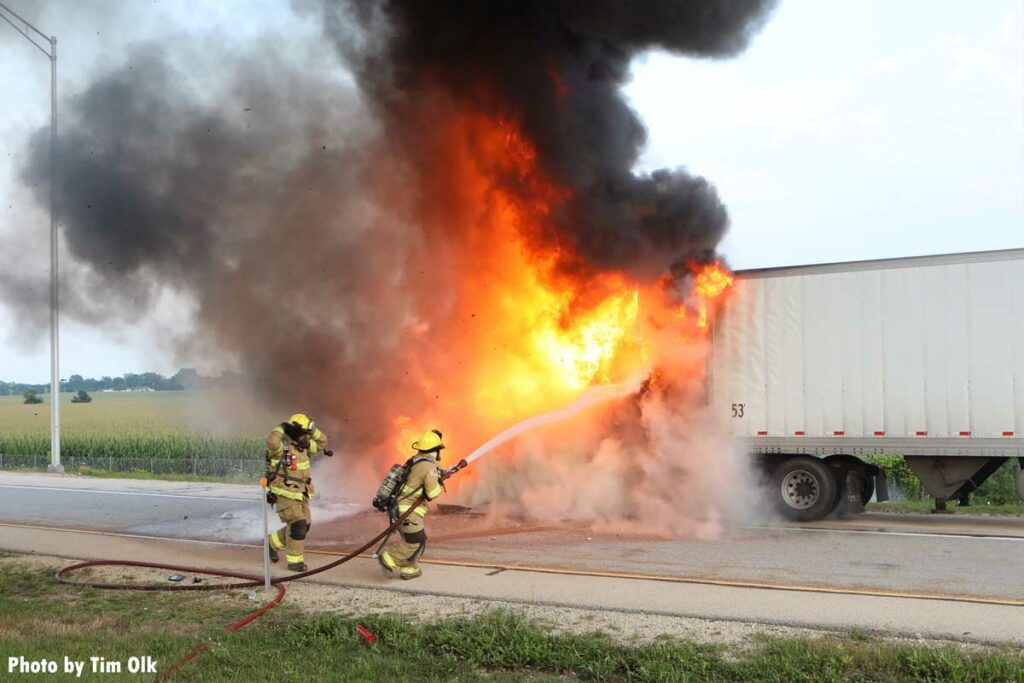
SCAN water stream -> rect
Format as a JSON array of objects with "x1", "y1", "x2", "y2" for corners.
[{"x1": 463, "y1": 374, "x2": 645, "y2": 465}]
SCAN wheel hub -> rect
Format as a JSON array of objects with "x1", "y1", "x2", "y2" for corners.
[{"x1": 781, "y1": 470, "x2": 820, "y2": 509}]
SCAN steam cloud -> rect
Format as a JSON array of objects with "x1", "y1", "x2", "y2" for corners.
[
  {"x1": 468, "y1": 345, "x2": 765, "y2": 536},
  {"x1": 4, "y1": 1, "x2": 776, "y2": 526}
]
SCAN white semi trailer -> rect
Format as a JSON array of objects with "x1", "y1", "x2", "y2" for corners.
[{"x1": 710, "y1": 248, "x2": 1024, "y2": 521}]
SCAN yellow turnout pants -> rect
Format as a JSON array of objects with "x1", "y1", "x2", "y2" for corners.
[
  {"x1": 380, "y1": 514, "x2": 426, "y2": 578},
  {"x1": 268, "y1": 496, "x2": 312, "y2": 566}
]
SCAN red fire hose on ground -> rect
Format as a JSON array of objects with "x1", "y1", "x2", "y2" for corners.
[{"x1": 54, "y1": 495, "x2": 426, "y2": 683}]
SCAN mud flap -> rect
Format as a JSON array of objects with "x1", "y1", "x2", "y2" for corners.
[{"x1": 844, "y1": 470, "x2": 865, "y2": 514}]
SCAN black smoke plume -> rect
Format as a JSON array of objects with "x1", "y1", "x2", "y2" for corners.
[{"x1": 327, "y1": 0, "x2": 776, "y2": 277}]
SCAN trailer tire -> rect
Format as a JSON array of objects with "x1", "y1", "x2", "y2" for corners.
[{"x1": 775, "y1": 457, "x2": 837, "y2": 522}]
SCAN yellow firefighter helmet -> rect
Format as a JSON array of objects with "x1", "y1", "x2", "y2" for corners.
[
  {"x1": 411, "y1": 429, "x2": 444, "y2": 453},
  {"x1": 288, "y1": 413, "x2": 314, "y2": 432}
]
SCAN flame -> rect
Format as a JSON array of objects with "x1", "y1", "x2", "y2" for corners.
[
  {"x1": 692, "y1": 262, "x2": 734, "y2": 329},
  {"x1": 387, "y1": 112, "x2": 734, "y2": 454},
  {"x1": 392, "y1": 415, "x2": 415, "y2": 455}
]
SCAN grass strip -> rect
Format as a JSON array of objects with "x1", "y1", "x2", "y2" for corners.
[{"x1": 1, "y1": 562, "x2": 1021, "y2": 682}]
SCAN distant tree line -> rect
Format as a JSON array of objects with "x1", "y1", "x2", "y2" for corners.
[{"x1": 0, "y1": 369, "x2": 242, "y2": 396}]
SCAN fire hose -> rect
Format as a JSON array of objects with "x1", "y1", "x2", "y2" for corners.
[{"x1": 54, "y1": 491, "x2": 432, "y2": 682}]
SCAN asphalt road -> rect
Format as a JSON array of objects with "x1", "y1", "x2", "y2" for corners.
[
  {"x1": 1, "y1": 472, "x2": 1020, "y2": 600},
  {"x1": 0, "y1": 481, "x2": 254, "y2": 528},
  {"x1": 1, "y1": 471, "x2": 1022, "y2": 644}
]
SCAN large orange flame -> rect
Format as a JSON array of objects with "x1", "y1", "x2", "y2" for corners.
[{"x1": 388, "y1": 113, "x2": 733, "y2": 457}]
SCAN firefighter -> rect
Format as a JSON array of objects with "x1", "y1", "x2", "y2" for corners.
[
  {"x1": 264, "y1": 413, "x2": 332, "y2": 572},
  {"x1": 378, "y1": 429, "x2": 445, "y2": 580}
]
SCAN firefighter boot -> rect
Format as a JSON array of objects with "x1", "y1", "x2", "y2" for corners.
[
  {"x1": 268, "y1": 527, "x2": 286, "y2": 563},
  {"x1": 377, "y1": 550, "x2": 400, "y2": 578},
  {"x1": 399, "y1": 566, "x2": 422, "y2": 580},
  {"x1": 288, "y1": 561, "x2": 308, "y2": 572}
]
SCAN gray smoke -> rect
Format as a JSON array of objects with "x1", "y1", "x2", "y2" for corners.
[{"x1": 8, "y1": 35, "x2": 419, "y2": 445}]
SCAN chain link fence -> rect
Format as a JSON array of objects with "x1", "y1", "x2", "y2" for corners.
[{"x1": 0, "y1": 453, "x2": 262, "y2": 479}]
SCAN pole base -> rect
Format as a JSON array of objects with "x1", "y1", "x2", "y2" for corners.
[{"x1": 46, "y1": 464, "x2": 65, "y2": 474}]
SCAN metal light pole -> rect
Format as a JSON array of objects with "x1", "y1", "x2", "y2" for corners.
[
  {"x1": 261, "y1": 486, "x2": 272, "y2": 591},
  {"x1": 0, "y1": 2, "x2": 61, "y2": 473}
]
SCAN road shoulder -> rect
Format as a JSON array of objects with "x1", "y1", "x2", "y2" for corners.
[{"x1": 1, "y1": 524, "x2": 1021, "y2": 648}]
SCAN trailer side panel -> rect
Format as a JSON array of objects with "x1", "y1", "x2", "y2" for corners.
[{"x1": 711, "y1": 250, "x2": 1024, "y2": 456}]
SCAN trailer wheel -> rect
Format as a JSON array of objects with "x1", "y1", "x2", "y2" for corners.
[{"x1": 775, "y1": 457, "x2": 837, "y2": 522}]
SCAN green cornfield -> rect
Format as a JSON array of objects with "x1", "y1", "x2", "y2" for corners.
[{"x1": 0, "y1": 391, "x2": 269, "y2": 460}]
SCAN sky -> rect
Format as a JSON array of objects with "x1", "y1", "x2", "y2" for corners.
[{"x1": 0, "y1": 0, "x2": 1021, "y2": 383}]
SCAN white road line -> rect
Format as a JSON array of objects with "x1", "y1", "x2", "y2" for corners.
[
  {"x1": 749, "y1": 525, "x2": 1024, "y2": 542},
  {"x1": 0, "y1": 484, "x2": 253, "y2": 503}
]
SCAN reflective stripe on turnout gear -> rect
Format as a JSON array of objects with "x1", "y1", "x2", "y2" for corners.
[
  {"x1": 308, "y1": 427, "x2": 326, "y2": 454},
  {"x1": 267, "y1": 426, "x2": 286, "y2": 456},
  {"x1": 269, "y1": 458, "x2": 311, "y2": 471},
  {"x1": 269, "y1": 485, "x2": 305, "y2": 501},
  {"x1": 269, "y1": 532, "x2": 286, "y2": 550},
  {"x1": 400, "y1": 481, "x2": 441, "y2": 498},
  {"x1": 286, "y1": 554, "x2": 304, "y2": 564},
  {"x1": 399, "y1": 455, "x2": 443, "y2": 502},
  {"x1": 398, "y1": 502, "x2": 429, "y2": 517}
]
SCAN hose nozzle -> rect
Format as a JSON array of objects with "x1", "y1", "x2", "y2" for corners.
[{"x1": 441, "y1": 459, "x2": 468, "y2": 482}]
